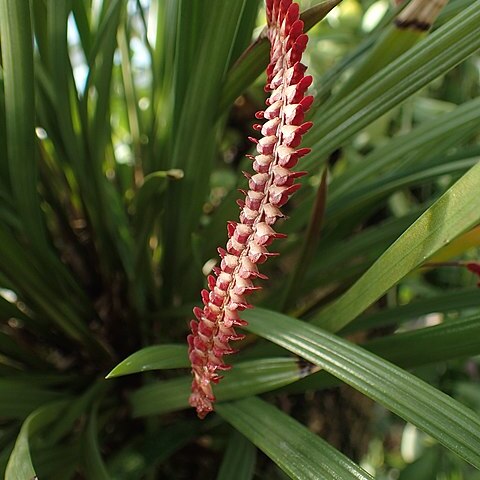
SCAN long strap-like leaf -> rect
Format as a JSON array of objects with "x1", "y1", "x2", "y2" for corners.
[
  {"x1": 243, "y1": 308, "x2": 480, "y2": 470},
  {"x1": 217, "y1": 396, "x2": 374, "y2": 480},
  {"x1": 312, "y1": 161, "x2": 480, "y2": 332}
]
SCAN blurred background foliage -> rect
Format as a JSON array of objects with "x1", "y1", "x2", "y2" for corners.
[{"x1": 0, "y1": 0, "x2": 479, "y2": 478}]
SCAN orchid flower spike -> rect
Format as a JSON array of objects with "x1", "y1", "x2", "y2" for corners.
[{"x1": 187, "y1": 0, "x2": 314, "y2": 419}]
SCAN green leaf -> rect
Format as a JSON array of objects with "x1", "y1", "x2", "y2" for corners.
[
  {"x1": 0, "y1": 379, "x2": 65, "y2": 419},
  {"x1": 131, "y1": 357, "x2": 315, "y2": 417},
  {"x1": 107, "y1": 421, "x2": 201, "y2": 479},
  {"x1": 89, "y1": 1, "x2": 135, "y2": 281},
  {"x1": 46, "y1": 381, "x2": 107, "y2": 444},
  {"x1": 0, "y1": 294, "x2": 30, "y2": 324},
  {"x1": 148, "y1": 0, "x2": 181, "y2": 172},
  {"x1": 311, "y1": 161, "x2": 480, "y2": 332},
  {"x1": 71, "y1": 0, "x2": 92, "y2": 58},
  {"x1": 131, "y1": 376, "x2": 189, "y2": 417},
  {"x1": 306, "y1": 1, "x2": 480, "y2": 169},
  {"x1": 133, "y1": 169, "x2": 183, "y2": 256},
  {"x1": 364, "y1": 313, "x2": 480, "y2": 370},
  {"x1": 89, "y1": 0, "x2": 123, "y2": 145},
  {"x1": 328, "y1": 0, "x2": 448, "y2": 108},
  {"x1": 0, "y1": 331, "x2": 48, "y2": 369},
  {"x1": 344, "y1": 288, "x2": 480, "y2": 334},
  {"x1": 227, "y1": 0, "x2": 260, "y2": 70},
  {"x1": 0, "y1": 0, "x2": 46, "y2": 246},
  {"x1": 281, "y1": 168, "x2": 328, "y2": 309},
  {"x1": 327, "y1": 157, "x2": 476, "y2": 224},
  {"x1": 301, "y1": 211, "x2": 420, "y2": 295},
  {"x1": 222, "y1": 97, "x2": 480, "y2": 250},
  {"x1": 216, "y1": 429, "x2": 256, "y2": 480},
  {"x1": 0, "y1": 426, "x2": 18, "y2": 479},
  {"x1": 398, "y1": 448, "x2": 441, "y2": 480},
  {"x1": 0, "y1": 226, "x2": 107, "y2": 356},
  {"x1": 5, "y1": 401, "x2": 67, "y2": 480},
  {"x1": 217, "y1": 397, "x2": 373, "y2": 480},
  {"x1": 244, "y1": 308, "x2": 480, "y2": 469},
  {"x1": 288, "y1": 313, "x2": 480, "y2": 394},
  {"x1": 83, "y1": 403, "x2": 111, "y2": 480},
  {"x1": 437, "y1": 0, "x2": 474, "y2": 25},
  {"x1": 106, "y1": 345, "x2": 189, "y2": 378},
  {"x1": 33, "y1": 441, "x2": 81, "y2": 480},
  {"x1": 162, "y1": 0, "x2": 251, "y2": 301},
  {"x1": 330, "y1": 96, "x2": 480, "y2": 201}
]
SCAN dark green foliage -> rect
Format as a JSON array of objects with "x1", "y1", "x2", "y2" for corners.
[{"x1": 0, "y1": 0, "x2": 479, "y2": 478}]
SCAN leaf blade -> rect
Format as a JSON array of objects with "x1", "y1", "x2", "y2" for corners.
[
  {"x1": 216, "y1": 430, "x2": 256, "y2": 480},
  {"x1": 0, "y1": 0, "x2": 46, "y2": 246},
  {"x1": 311, "y1": 161, "x2": 480, "y2": 332},
  {"x1": 217, "y1": 397, "x2": 373, "y2": 480},
  {"x1": 106, "y1": 345, "x2": 189, "y2": 378},
  {"x1": 5, "y1": 401, "x2": 67, "y2": 480},
  {"x1": 131, "y1": 357, "x2": 315, "y2": 417},
  {"x1": 244, "y1": 308, "x2": 480, "y2": 469}
]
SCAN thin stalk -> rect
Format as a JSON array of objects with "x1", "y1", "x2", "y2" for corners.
[{"x1": 281, "y1": 167, "x2": 328, "y2": 311}]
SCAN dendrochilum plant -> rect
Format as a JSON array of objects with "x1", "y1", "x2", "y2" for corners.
[
  {"x1": 1, "y1": 0, "x2": 480, "y2": 478},
  {"x1": 188, "y1": 0, "x2": 314, "y2": 418}
]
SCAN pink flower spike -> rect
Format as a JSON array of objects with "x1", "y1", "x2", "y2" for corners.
[{"x1": 187, "y1": 0, "x2": 314, "y2": 418}]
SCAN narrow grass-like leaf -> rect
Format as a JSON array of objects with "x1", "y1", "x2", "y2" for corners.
[
  {"x1": 162, "y1": 0, "x2": 252, "y2": 300},
  {"x1": 0, "y1": 0, "x2": 46, "y2": 247},
  {"x1": 89, "y1": 0, "x2": 123, "y2": 154},
  {"x1": 71, "y1": 0, "x2": 92, "y2": 58},
  {"x1": 0, "y1": 226, "x2": 107, "y2": 356},
  {"x1": 107, "y1": 421, "x2": 201, "y2": 479},
  {"x1": 106, "y1": 345, "x2": 189, "y2": 378},
  {"x1": 216, "y1": 429, "x2": 256, "y2": 480},
  {"x1": 311, "y1": 161, "x2": 480, "y2": 332},
  {"x1": 301, "y1": 211, "x2": 420, "y2": 293},
  {"x1": 46, "y1": 381, "x2": 106, "y2": 445},
  {"x1": 344, "y1": 288, "x2": 480, "y2": 334},
  {"x1": 217, "y1": 397, "x2": 373, "y2": 480},
  {"x1": 244, "y1": 308, "x2": 480, "y2": 469},
  {"x1": 326, "y1": 0, "x2": 449, "y2": 107},
  {"x1": 227, "y1": 0, "x2": 260, "y2": 70},
  {"x1": 0, "y1": 428, "x2": 17, "y2": 479},
  {"x1": 437, "y1": 0, "x2": 474, "y2": 25},
  {"x1": 33, "y1": 441, "x2": 81, "y2": 480},
  {"x1": 306, "y1": 2, "x2": 480, "y2": 169},
  {"x1": 131, "y1": 377, "x2": 190, "y2": 417},
  {"x1": 281, "y1": 168, "x2": 328, "y2": 309},
  {"x1": 0, "y1": 295, "x2": 30, "y2": 324},
  {"x1": 327, "y1": 157, "x2": 476, "y2": 223},
  {"x1": 5, "y1": 401, "x2": 67, "y2": 480},
  {"x1": 83, "y1": 403, "x2": 111, "y2": 480},
  {"x1": 289, "y1": 149, "x2": 478, "y2": 239},
  {"x1": 239, "y1": 311, "x2": 480, "y2": 393},
  {"x1": 0, "y1": 331, "x2": 48, "y2": 369},
  {"x1": 330, "y1": 96, "x2": 480, "y2": 200},
  {"x1": 149, "y1": 0, "x2": 181, "y2": 172},
  {"x1": 91, "y1": 1, "x2": 136, "y2": 281},
  {"x1": 131, "y1": 357, "x2": 315, "y2": 417},
  {"x1": 0, "y1": 380, "x2": 65, "y2": 419},
  {"x1": 397, "y1": 448, "x2": 442, "y2": 480},
  {"x1": 117, "y1": 21, "x2": 142, "y2": 180},
  {"x1": 133, "y1": 169, "x2": 183, "y2": 268},
  {"x1": 364, "y1": 314, "x2": 480, "y2": 368},
  {"x1": 131, "y1": 170, "x2": 173, "y2": 311}
]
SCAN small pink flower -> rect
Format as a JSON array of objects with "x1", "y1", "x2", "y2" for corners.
[{"x1": 187, "y1": 0, "x2": 314, "y2": 418}]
